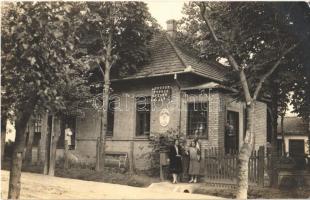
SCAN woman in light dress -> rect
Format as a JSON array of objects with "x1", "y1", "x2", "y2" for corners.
[{"x1": 187, "y1": 140, "x2": 201, "y2": 183}]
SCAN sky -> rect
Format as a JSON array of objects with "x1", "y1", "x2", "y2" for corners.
[{"x1": 146, "y1": 1, "x2": 187, "y2": 29}]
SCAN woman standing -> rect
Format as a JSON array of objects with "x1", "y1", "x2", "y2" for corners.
[
  {"x1": 188, "y1": 140, "x2": 201, "y2": 183},
  {"x1": 168, "y1": 139, "x2": 183, "y2": 184}
]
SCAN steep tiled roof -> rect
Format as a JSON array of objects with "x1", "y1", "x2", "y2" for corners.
[
  {"x1": 114, "y1": 33, "x2": 227, "y2": 82},
  {"x1": 277, "y1": 117, "x2": 308, "y2": 135}
]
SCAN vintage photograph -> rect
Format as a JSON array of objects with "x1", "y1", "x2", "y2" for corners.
[{"x1": 1, "y1": 1, "x2": 310, "y2": 199}]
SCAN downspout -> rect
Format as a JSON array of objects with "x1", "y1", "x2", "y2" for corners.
[{"x1": 174, "y1": 74, "x2": 182, "y2": 135}]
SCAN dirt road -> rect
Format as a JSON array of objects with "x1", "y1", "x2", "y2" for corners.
[{"x1": 1, "y1": 170, "x2": 221, "y2": 199}]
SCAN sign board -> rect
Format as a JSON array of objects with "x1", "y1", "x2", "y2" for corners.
[{"x1": 159, "y1": 109, "x2": 170, "y2": 127}]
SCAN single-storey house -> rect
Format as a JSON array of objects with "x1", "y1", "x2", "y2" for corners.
[
  {"x1": 277, "y1": 116, "x2": 309, "y2": 158},
  {"x1": 27, "y1": 20, "x2": 268, "y2": 170}
]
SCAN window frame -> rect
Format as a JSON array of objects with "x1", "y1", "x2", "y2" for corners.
[
  {"x1": 135, "y1": 96, "x2": 151, "y2": 137},
  {"x1": 34, "y1": 114, "x2": 42, "y2": 133},
  {"x1": 186, "y1": 101, "x2": 208, "y2": 139}
]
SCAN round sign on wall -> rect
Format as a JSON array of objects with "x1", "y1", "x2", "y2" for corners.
[{"x1": 159, "y1": 109, "x2": 170, "y2": 127}]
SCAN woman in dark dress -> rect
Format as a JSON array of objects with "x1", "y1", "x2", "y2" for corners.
[{"x1": 169, "y1": 139, "x2": 182, "y2": 184}]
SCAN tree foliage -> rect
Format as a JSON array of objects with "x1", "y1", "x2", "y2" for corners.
[
  {"x1": 73, "y1": 2, "x2": 158, "y2": 89},
  {"x1": 177, "y1": 2, "x2": 309, "y2": 103},
  {"x1": 1, "y1": 2, "x2": 88, "y2": 117},
  {"x1": 1, "y1": 2, "x2": 91, "y2": 198},
  {"x1": 177, "y1": 2, "x2": 309, "y2": 198}
]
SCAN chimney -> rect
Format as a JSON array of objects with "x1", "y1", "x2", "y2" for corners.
[{"x1": 166, "y1": 19, "x2": 177, "y2": 38}]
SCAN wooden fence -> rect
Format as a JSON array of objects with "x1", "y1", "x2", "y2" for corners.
[{"x1": 203, "y1": 146, "x2": 265, "y2": 186}]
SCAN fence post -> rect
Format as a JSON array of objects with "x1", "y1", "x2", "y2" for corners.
[{"x1": 258, "y1": 146, "x2": 265, "y2": 186}]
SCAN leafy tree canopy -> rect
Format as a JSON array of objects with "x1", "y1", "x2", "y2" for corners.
[
  {"x1": 1, "y1": 2, "x2": 90, "y2": 119},
  {"x1": 177, "y1": 2, "x2": 309, "y2": 107},
  {"x1": 72, "y1": 2, "x2": 159, "y2": 93}
]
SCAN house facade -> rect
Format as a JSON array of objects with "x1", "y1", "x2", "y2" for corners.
[
  {"x1": 28, "y1": 20, "x2": 268, "y2": 170},
  {"x1": 277, "y1": 116, "x2": 309, "y2": 158}
]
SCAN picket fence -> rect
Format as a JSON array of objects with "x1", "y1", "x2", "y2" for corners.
[{"x1": 202, "y1": 146, "x2": 265, "y2": 187}]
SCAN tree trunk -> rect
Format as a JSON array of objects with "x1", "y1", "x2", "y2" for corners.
[
  {"x1": 96, "y1": 31, "x2": 112, "y2": 171},
  {"x1": 1, "y1": 117, "x2": 7, "y2": 163},
  {"x1": 43, "y1": 114, "x2": 60, "y2": 176},
  {"x1": 8, "y1": 97, "x2": 37, "y2": 199},
  {"x1": 280, "y1": 114, "x2": 286, "y2": 155},
  {"x1": 99, "y1": 81, "x2": 109, "y2": 170},
  {"x1": 48, "y1": 116, "x2": 57, "y2": 176},
  {"x1": 46, "y1": 115, "x2": 60, "y2": 176},
  {"x1": 64, "y1": 140, "x2": 69, "y2": 169},
  {"x1": 24, "y1": 117, "x2": 34, "y2": 165},
  {"x1": 44, "y1": 115, "x2": 52, "y2": 175},
  {"x1": 236, "y1": 103, "x2": 255, "y2": 199},
  {"x1": 307, "y1": 116, "x2": 310, "y2": 169},
  {"x1": 36, "y1": 138, "x2": 41, "y2": 165}
]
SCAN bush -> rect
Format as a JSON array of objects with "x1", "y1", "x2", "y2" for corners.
[{"x1": 149, "y1": 128, "x2": 186, "y2": 153}]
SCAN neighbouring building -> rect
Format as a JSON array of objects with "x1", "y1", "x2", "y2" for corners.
[
  {"x1": 277, "y1": 116, "x2": 309, "y2": 158},
  {"x1": 27, "y1": 20, "x2": 268, "y2": 170}
]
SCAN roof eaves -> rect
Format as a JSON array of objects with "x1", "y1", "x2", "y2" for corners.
[
  {"x1": 181, "y1": 81, "x2": 237, "y2": 93},
  {"x1": 110, "y1": 70, "x2": 186, "y2": 82}
]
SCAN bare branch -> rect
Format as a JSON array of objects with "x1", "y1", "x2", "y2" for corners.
[
  {"x1": 199, "y1": 2, "x2": 219, "y2": 42},
  {"x1": 199, "y1": 2, "x2": 252, "y2": 103},
  {"x1": 98, "y1": 64, "x2": 104, "y2": 76},
  {"x1": 252, "y1": 58, "x2": 278, "y2": 69},
  {"x1": 253, "y1": 42, "x2": 300, "y2": 100}
]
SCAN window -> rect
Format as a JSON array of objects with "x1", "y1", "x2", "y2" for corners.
[
  {"x1": 34, "y1": 114, "x2": 42, "y2": 133},
  {"x1": 187, "y1": 102, "x2": 208, "y2": 137},
  {"x1": 27, "y1": 114, "x2": 41, "y2": 147},
  {"x1": 107, "y1": 99, "x2": 115, "y2": 136},
  {"x1": 136, "y1": 96, "x2": 151, "y2": 136}
]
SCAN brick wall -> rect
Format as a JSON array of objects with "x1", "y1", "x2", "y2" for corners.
[
  {"x1": 253, "y1": 101, "x2": 267, "y2": 150},
  {"x1": 180, "y1": 91, "x2": 222, "y2": 150}
]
